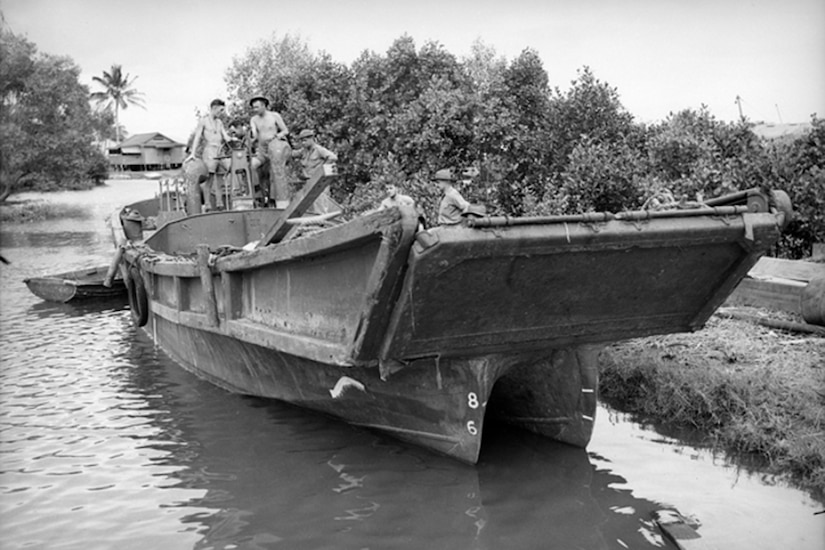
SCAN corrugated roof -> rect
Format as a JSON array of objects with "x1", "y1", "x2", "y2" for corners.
[{"x1": 118, "y1": 132, "x2": 185, "y2": 148}]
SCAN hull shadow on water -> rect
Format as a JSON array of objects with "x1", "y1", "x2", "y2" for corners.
[
  {"x1": 121, "y1": 330, "x2": 671, "y2": 550},
  {"x1": 27, "y1": 296, "x2": 129, "y2": 317}
]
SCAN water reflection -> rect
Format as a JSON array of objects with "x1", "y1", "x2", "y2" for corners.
[
  {"x1": 116, "y1": 329, "x2": 669, "y2": 550},
  {"x1": 26, "y1": 296, "x2": 129, "y2": 318}
]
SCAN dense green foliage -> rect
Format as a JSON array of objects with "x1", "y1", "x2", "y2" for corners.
[
  {"x1": 225, "y1": 34, "x2": 824, "y2": 257},
  {"x1": 771, "y1": 118, "x2": 825, "y2": 258},
  {"x1": 0, "y1": 28, "x2": 109, "y2": 201},
  {"x1": 4, "y1": 27, "x2": 820, "y2": 255}
]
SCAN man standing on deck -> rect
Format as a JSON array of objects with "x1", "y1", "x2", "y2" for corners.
[
  {"x1": 249, "y1": 95, "x2": 291, "y2": 208},
  {"x1": 434, "y1": 168, "x2": 470, "y2": 225},
  {"x1": 294, "y1": 129, "x2": 338, "y2": 213},
  {"x1": 295, "y1": 129, "x2": 337, "y2": 179},
  {"x1": 378, "y1": 181, "x2": 424, "y2": 230},
  {"x1": 378, "y1": 182, "x2": 415, "y2": 210},
  {"x1": 186, "y1": 99, "x2": 233, "y2": 210}
]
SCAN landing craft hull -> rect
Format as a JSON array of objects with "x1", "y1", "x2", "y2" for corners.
[
  {"x1": 148, "y1": 312, "x2": 599, "y2": 463},
  {"x1": 117, "y1": 180, "x2": 783, "y2": 462}
]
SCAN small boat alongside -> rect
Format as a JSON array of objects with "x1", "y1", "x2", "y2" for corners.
[
  {"x1": 24, "y1": 265, "x2": 127, "y2": 303},
  {"x1": 112, "y1": 165, "x2": 790, "y2": 463}
]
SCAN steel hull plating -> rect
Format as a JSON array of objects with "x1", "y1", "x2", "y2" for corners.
[
  {"x1": 149, "y1": 314, "x2": 598, "y2": 463},
  {"x1": 119, "y1": 182, "x2": 783, "y2": 462}
]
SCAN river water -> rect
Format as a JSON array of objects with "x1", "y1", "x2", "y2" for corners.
[{"x1": 1, "y1": 180, "x2": 822, "y2": 550}]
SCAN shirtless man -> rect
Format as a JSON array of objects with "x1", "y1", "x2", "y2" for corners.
[
  {"x1": 187, "y1": 99, "x2": 232, "y2": 210},
  {"x1": 378, "y1": 183, "x2": 415, "y2": 210},
  {"x1": 248, "y1": 96, "x2": 291, "y2": 208}
]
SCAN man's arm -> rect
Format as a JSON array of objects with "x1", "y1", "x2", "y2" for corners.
[
  {"x1": 218, "y1": 120, "x2": 232, "y2": 144},
  {"x1": 186, "y1": 119, "x2": 204, "y2": 160},
  {"x1": 249, "y1": 117, "x2": 259, "y2": 141},
  {"x1": 319, "y1": 145, "x2": 338, "y2": 162},
  {"x1": 316, "y1": 144, "x2": 338, "y2": 162},
  {"x1": 449, "y1": 188, "x2": 470, "y2": 212},
  {"x1": 273, "y1": 112, "x2": 289, "y2": 140}
]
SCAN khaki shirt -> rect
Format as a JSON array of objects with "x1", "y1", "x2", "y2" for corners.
[
  {"x1": 299, "y1": 143, "x2": 337, "y2": 179},
  {"x1": 438, "y1": 186, "x2": 469, "y2": 224}
]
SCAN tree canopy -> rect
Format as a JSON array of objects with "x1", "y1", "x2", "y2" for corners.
[
  {"x1": 90, "y1": 64, "x2": 145, "y2": 143},
  {"x1": 224, "y1": 33, "x2": 823, "y2": 258},
  {"x1": 2, "y1": 27, "x2": 820, "y2": 258},
  {"x1": 0, "y1": 27, "x2": 109, "y2": 201}
]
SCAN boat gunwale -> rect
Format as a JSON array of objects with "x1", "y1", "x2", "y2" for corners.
[
  {"x1": 378, "y1": 210, "x2": 783, "y2": 362},
  {"x1": 124, "y1": 205, "x2": 421, "y2": 366}
]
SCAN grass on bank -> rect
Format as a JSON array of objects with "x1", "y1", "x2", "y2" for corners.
[
  {"x1": 0, "y1": 201, "x2": 89, "y2": 223},
  {"x1": 599, "y1": 308, "x2": 825, "y2": 499}
]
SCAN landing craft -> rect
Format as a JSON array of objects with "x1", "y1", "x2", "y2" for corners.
[{"x1": 110, "y1": 164, "x2": 789, "y2": 462}]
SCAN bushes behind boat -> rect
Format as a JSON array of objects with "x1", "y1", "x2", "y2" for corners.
[{"x1": 224, "y1": 37, "x2": 824, "y2": 259}]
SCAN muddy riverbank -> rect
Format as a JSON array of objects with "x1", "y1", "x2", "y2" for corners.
[{"x1": 600, "y1": 308, "x2": 825, "y2": 500}]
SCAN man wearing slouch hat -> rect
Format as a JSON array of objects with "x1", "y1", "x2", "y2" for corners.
[{"x1": 248, "y1": 95, "x2": 291, "y2": 208}]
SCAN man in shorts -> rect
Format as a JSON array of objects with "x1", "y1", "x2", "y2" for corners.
[
  {"x1": 187, "y1": 99, "x2": 232, "y2": 210},
  {"x1": 249, "y1": 95, "x2": 291, "y2": 208}
]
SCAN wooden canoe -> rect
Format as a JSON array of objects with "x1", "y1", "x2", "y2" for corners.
[
  {"x1": 24, "y1": 265, "x2": 127, "y2": 303},
  {"x1": 116, "y1": 171, "x2": 786, "y2": 462}
]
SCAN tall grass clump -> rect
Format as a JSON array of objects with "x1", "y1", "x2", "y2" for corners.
[
  {"x1": 0, "y1": 201, "x2": 89, "y2": 223},
  {"x1": 598, "y1": 314, "x2": 825, "y2": 497}
]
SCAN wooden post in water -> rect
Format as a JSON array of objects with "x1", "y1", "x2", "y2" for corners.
[{"x1": 103, "y1": 245, "x2": 124, "y2": 287}]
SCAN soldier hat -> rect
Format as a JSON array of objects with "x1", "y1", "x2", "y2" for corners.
[
  {"x1": 248, "y1": 96, "x2": 270, "y2": 108},
  {"x1": 432, "y1": 168, "x2": 456, "y2": 182}
]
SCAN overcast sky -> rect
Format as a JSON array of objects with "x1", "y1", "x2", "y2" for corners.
[{"x1": 3, "y1": 0, "x2": 824, "y2": 142}]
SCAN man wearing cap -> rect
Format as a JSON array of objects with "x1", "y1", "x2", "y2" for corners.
[
  {"x1": 186, "y1": 99, "x2": 233, "y2": 210},
  {"x1": 248, "y1": 96, "x2": 291, "y2": 208},
  {"x1": 294, "y1": 129, "x2": 338, "y2": 213},
  {"x1": 295, "y1": 129, "x2": 337, "y2": 180},
  {"x1": 434, "y1": 168, "x2": 470, "y2": 225}
]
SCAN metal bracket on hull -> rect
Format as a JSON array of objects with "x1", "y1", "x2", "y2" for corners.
[{"x1": 379, "y1": 357, "x2": 408, "y2": 381}]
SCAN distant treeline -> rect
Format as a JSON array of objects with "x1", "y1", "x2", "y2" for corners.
[{"x1": 0, "y1": 27, "x2": 111, "y2": 202}]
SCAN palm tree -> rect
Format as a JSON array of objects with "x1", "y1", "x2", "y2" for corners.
[{"x1": 90, "y1": 64, "x2": 145, "y2": 143}]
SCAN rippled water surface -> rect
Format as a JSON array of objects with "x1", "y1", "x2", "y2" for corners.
[{"x1": 1, "y1": 181, "x2": 822, "y2": 549}]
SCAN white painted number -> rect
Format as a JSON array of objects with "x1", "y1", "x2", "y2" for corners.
[
  {"x1": 467, "y1": 392, "x2": 479, "y2": 409},
  {"x1": 467, "y1": 421, "x2": 478, "y2": 435}
]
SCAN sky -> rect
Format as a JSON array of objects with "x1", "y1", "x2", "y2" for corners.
[{"x1": 2, "y1": 0, "x2": 824, "y2": 143}]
